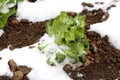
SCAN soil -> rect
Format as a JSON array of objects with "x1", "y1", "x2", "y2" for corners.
[
  {"x1": 64, "y1": 3, "x2": 120, "y2": 80},
  {"x1": 107, "y1": 5, "x2": 116, "y2": 10},
  {"x1": 28, "y1": 0, "x2": 37, "y2": 2},
  {"x1": 64, "y1": 31, "x2": 120, "y2": 80},
  {"x1": 0, "y1": 2, "x2": 120, "y2": 80},
  {"x1": 0, "y1": 3, "x2": 109, "y2": 50},
  {"x1": 0, "y1": 76, "x2": 29, "y2": 80},
  {"x1": 80, "y1": 8, "x2": 109, "y2": 30},
  {"x1": 95, "y1": 2, "x2": 104, "y2": 4},
  {"x1": 0, "y1": 59, "x2": 31, "y2": 80},
  {"x1": 82, "y1": 2, "x2": 94, "y2": 7},
  {"x1": 0, "y1": 14, "x2": 46, "y2": 50}
]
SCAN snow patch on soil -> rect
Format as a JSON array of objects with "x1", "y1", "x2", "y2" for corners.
[
  {"x1": 0, "y1": 0, "x2": 120, "y2": 80},
  {"x1": 16, "y1": 0, "x2": 111, "y2": 22},
  {"x1": 0, "y1": 42, "x2": 72, "y2": 80},
  {"x1": 90, "y1": 1, "x2": 120, "y2": 49}
]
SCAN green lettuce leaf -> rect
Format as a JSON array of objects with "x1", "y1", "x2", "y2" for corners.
[
  {"x1": 47, "y1": 58, "x2": 56, "y2": 66},
  {"x1": 55, "y1": 52, "x2": 66, "y2": 63},
  {"x1": 46, "y1": 11, "x2": 89, "y2": 63},
  {"x1": 0, "y1": 0, "x2": 24, "y2": 28},
  {"x1": 0, "y1": 7, "x2": 15, "y2": 28},
  {"x1": 7, "y1": 0, "x2": 16, "y2": 4}
]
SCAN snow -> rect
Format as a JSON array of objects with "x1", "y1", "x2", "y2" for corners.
[
  {"x1": 90, "y1": 1, "x2": 120, "y2": 49},
  {"x1": 0, "y1": 0, "x2": 16, "y2": 13},
  {"x1": 16, "y1": 0, "x2": 111, "y2": 22},
  {"x1": 38, "y1": 33, "x2": 83, "y2": 66},
  {"x1": 0, "y1": 29, "x2": 4, "y2": 37},
  {"x1": 0, "y1": 43, "x2": 72, "y2": 80},
  {"x1": 0, "y1": 0, "x2": 120, "y2": 80}
]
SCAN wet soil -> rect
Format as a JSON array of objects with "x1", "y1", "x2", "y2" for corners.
[{"x1": 0, "y1": 14, "x2": 46, "y2": 50}]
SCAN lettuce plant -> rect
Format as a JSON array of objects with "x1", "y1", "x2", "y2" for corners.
[{"x1": 46, "y1": 11, "x2": 89, "y2": 63}]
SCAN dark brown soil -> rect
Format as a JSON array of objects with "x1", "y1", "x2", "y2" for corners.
[
  {"x1": 107, "y1": 5, "x2": 116, "y2": 10},
  {"x1": 0, "y1": 76, "x2": 12, "y2": 80},
  {"x1": 80, "y1": 8, "x2": 109, "y2": 29},
  {"x1": 0, "y1": 59, "x2": 31, "y2": 80},
  {"x1": 82, "y1": 2, "x2": 94, "y2": 7},
  {"x1": 95, "y1": 2, "x2": 104, "y2": 4},
  {"x1": 28, "y1": 0, "x2": 37, "y2": 2},
  {"x1": 64, "y1": 31, "x2": 120, "y2": 80},
  {"x1": 0, "y1": 14, "x2": 46, "y2": 50},
  {"x1": 0, "y1": 76, "x2": 29, "y2": 80}
]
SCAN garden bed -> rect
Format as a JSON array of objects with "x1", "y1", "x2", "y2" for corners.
[{"x1": 0, "y1": 1, "x2": 120, "y2": 80}]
